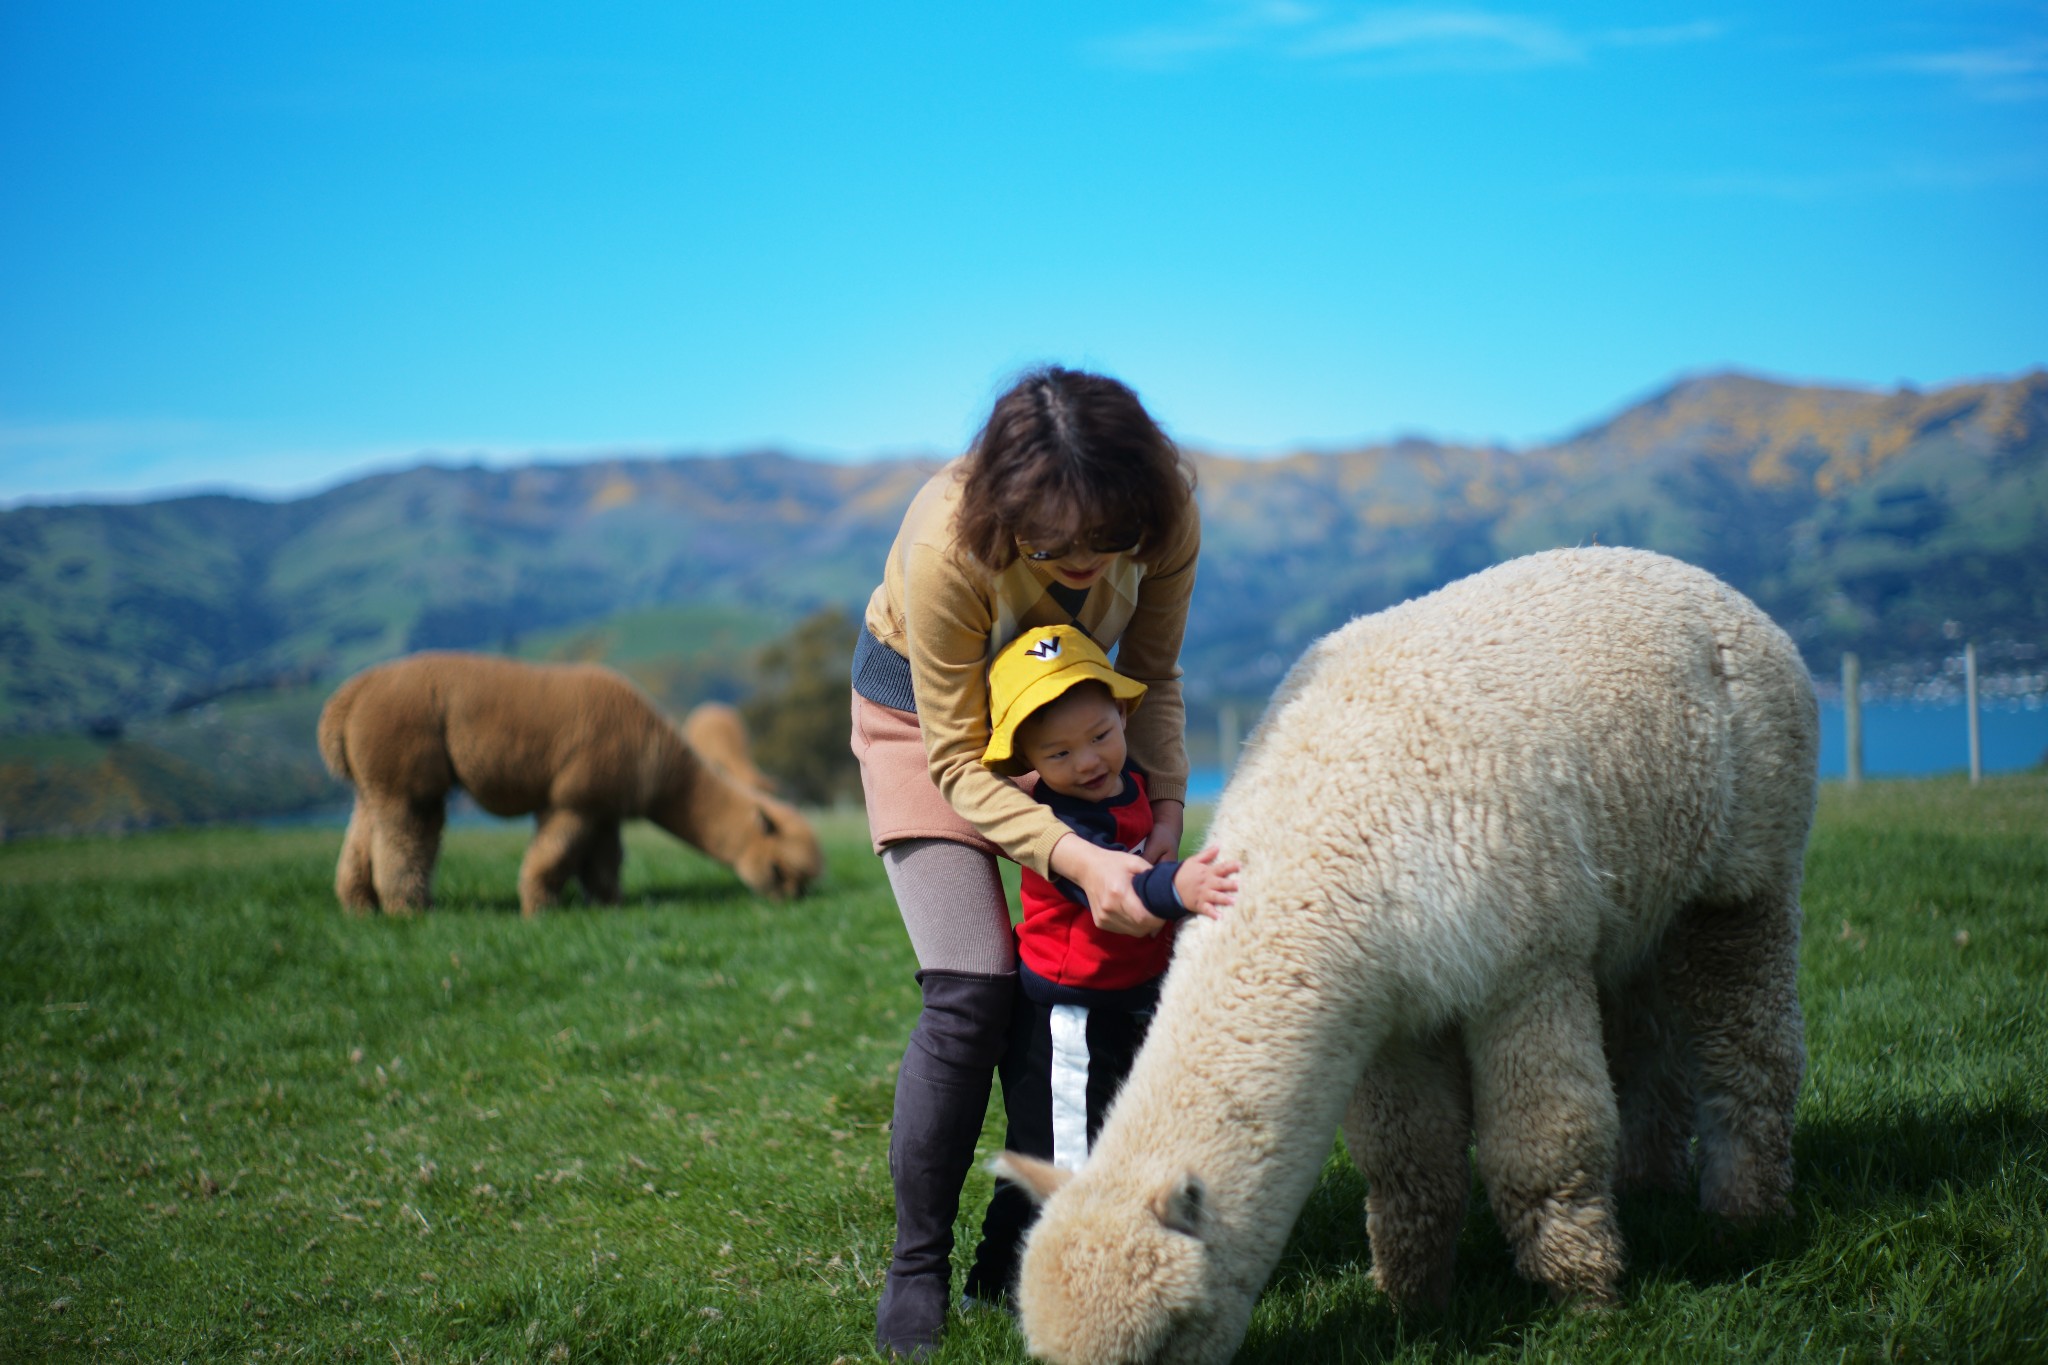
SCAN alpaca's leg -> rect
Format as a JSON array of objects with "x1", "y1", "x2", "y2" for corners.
[
  {"x1": 335, "y1": 801, "x2": 379, "y2": 915},
  {"x1": 1604, "y1": 960, "x2": 1693, "y2": 1195},
  {"x1": 575, "y1": 819, "x2": 624, "y2": 905},
  {"x1": 579, "y1": 822, "x2": 624, "y2": 903},
  {"x1": 1666, "y1": 890, "x2": 1803, "y2": 1221},
  {"x1": 1468, "y1": 971, "x2": 1625, "y2": 1305},
  {"x1": 521, "y1": 808, "x2": 597, "y2": 917},
  {"x1": 1344, "y1": 1026, "x2": 1472, "y2": 1311},
  {"x1": 368, "y1": 795, "x2": 443, "y2": 915}
]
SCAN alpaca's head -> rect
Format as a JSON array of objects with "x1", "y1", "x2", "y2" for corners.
[
  {"x1": 996, "y1": 1152, "x2": 1218, "y2": 1365},
  {"x1": 731, "y1": 794, "x2": 823, "y2": 898}
]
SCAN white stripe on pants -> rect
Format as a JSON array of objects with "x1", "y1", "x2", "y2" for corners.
[{"x1": 1048, "y1": 1004, "x2": 1093, "y2": 1172}]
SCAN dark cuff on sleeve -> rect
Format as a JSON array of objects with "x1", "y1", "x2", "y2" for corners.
[{"x1": 1135, "y1": 861, "x2": 1190, "y2": 922}]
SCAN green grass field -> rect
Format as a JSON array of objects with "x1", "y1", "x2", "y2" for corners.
[{"x1": 3, "y1": 780, "x2": 2044, "y2": 1363}]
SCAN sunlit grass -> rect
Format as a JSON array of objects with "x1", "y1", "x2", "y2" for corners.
[{"x1": 3, "y1": 781, "x2": 2043, "y2": 1362}]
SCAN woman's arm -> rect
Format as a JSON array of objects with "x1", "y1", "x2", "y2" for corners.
[
  {"x1": 899, "y1": 541, "x2": 1073, "y2": 876},
  {"x1": 1137, "y1": 798, "x2": 1184, "y2": 865},
  {"x1": 1048, "y1": 833, "x2": 1165, "y2": 938}
]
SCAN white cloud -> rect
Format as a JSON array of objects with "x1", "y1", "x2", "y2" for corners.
[
  {"x1": 1091, "y1": 1, "x2": 1321, "y2": 70},
  {"x1": 0, "y1": 419, "x2": 217, "y2": 500},
  {"x1": 0, "y1": 417, "x2": 215, "y2": 456},
  {"x1": 1291, "y1": 10, "x2": 1585, "y2": 70},
  {"x1": 0, "y1": 415, "x2": 782, "y2": 507},
  {"x1": 1090, "y1": 3, "x2": 1723, "y2": 74},
  {"x1": 0, "y1": 418, "x2": 431, "y2": 506},
  {"x1": 1599, "y1": 21, "x2": 1725, "y2": 50},
  {"x1": 1568, "y1": 152, "x2": 2046, "y2": 202},
  {"x1": 1874, "y1": 38, "x2": 2048, "y2": 102}
]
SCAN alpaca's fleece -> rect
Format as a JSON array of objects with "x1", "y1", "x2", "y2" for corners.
[
  {"x1": 318, "y1": 652, "x2": 822, "y2": 915},
  {"x1": 1007, "y1": 548, "x2": 1816, "y2": 1364}
]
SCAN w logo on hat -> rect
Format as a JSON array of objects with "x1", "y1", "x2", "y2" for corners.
[{"x1": 1025, "y1": 637, "x2": 1062, "y2": 660}]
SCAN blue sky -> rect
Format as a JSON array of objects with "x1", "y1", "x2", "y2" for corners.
[{"x1": 2, "y1": 2, "x2": 2044, "y2": 503}]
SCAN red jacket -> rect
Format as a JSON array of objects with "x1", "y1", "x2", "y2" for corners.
[{"x1": 1016, "y1": 766, "x2": 1188, "y2": 1006}]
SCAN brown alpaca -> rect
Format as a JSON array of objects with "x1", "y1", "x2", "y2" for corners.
[
  {"x1": 317, "y1": 652, "x2": 823, "y2": 916},
  {"x1": 681, "y1": 702, "x2": 776, "y2": 795}
]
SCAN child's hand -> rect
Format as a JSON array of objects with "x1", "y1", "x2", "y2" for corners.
[{"x1": 1173, "y1": 846, "x2": 1240, "y2": 919}]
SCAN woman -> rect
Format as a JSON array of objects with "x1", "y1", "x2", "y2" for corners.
[{"x1": 849, "y1": 367, "x2": 1206, "y2": 1356}]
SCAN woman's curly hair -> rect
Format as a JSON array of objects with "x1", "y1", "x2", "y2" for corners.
[{"x1": 953, "y1": 367, "x2": 1194, "y2": 571}]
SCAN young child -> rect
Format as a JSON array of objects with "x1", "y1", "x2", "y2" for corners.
[{"x1": 962, "y1": 623, "x2": 1239, "y2": 1306}]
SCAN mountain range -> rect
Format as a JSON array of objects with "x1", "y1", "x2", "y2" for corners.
[{"x1": 1, "y1": 366, "x2": 2044, "y2": 833}]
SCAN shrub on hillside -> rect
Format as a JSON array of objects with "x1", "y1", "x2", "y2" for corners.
[{"x1": 742, "y1": 609, "x2": 863, "y2": 807}]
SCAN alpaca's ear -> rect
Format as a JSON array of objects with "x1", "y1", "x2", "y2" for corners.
[
  {"x1": 1152, "y1": 1172, "x2": 1206, "y2": 1239},
  {"x1": 990, "y1": 1152, "x2": 1070, "y2": 1204}
]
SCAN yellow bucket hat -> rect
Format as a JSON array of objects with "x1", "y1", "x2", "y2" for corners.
[{"x1": 982, "y1": 624, "x2": 1148, "y2": 775}]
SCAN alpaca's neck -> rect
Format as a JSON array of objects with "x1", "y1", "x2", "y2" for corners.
[
  {"x1": 1099, "y1": 904, "x2": 1394, "y2": 1293},
  {"x1": 648, "y1": 727, "x2": 762, "y2": 862}
]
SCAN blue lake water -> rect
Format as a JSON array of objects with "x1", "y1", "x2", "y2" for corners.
[
  {"x1": 1813, "y1": 700, "x2": 2048, "y2": 780},
  {"x1": 1184, "y1": 700, "x2": 2048, "y2": 800}
]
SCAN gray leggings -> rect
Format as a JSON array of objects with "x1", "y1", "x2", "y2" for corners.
[{"x1": 882, "y1": 838, "x2": 1017, "y2": 975}]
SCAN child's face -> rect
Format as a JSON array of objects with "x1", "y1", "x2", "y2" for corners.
[{"x1": 1018, "y1": 686, "x2": 1129, "y2": 801}]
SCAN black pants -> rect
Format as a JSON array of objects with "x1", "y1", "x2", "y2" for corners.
[{"x1": 966, "y1": 993, "x2": 1154, "y2": 1301}]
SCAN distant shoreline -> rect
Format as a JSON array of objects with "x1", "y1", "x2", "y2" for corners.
[{"x1": 1193, "y1": 698, "x2": 2046, "y2": 799}]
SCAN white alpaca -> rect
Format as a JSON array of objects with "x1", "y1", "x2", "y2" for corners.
[{"x1": 997, "y1": 548, "x2": 1817, "y2": 1365}]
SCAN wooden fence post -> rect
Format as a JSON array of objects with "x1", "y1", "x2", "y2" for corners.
[
  {"x1": 1843, "y1": 653, "x2": 1862, "y2": 789},
  {"x1": 1966, "y1": 642, "x2": 1982, "y2": 786}
]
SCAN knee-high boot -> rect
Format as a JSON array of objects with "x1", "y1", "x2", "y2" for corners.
[{"x1": 875, "y1": 968, "x2": 1016, "y2": 1359}]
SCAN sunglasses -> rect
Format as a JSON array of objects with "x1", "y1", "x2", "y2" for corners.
[{"x1": 1017, "y1": 529, "x2": 1143, "y2": 562}]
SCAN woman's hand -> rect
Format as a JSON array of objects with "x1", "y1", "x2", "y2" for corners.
[
  {"x1": 1139, "y1": 799, "x2": 1185, "y2": 866},
  {"x1": 1050, "y1": 834, "x2": 1165, "y2": 938}
]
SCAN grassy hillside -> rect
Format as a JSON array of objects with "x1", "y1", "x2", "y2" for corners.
[
  {"x1": 1185, "y1": 370, "x2": 2048, "y2": 699},
  {"x1": 3, "y1": 780, "x2": 2043, "y2": 1362},
  {"x1": 0, "y1": 688, "x2": 338, "y2": 839},
  {"x1": 0, "y1": 602, "x2": 793, "y2": 840},
  {"x1": 0, "y1": 457, "x2": 934, "y2": 733},
  {"x1": 1492, "y1": 371, "x2": 2048, "y2": 672},
  {"x1": 5, "y1": 371, "x2": 2046, "y2": 740}
]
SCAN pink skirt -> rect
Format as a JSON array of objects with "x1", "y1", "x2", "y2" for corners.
[{"x1": 850, "y1": 690, "x2": 1005, "y2": 858}]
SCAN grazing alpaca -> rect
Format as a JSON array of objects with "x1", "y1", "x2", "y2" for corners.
[
  {"x1": 681, "y1": 701, "x2": 777, "y2": 795},
  {"x1": 997, "y1": 548, "x2": 1817, "y2": 1364},
  {"x1": 317, "y1": 652, "x2": 822, "y2": 916}
]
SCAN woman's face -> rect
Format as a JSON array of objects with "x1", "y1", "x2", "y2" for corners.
[
  {"x1": 1015, "y1": 525, "x2": 1139, "y2": 590},
  {"x1": 1035, "y1": 547, "x2": 1112, "y2": 590}
]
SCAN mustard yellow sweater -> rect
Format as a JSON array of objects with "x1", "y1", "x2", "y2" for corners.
[{"x1": 863, "y1": 461, "x2": 1199, "y2": 876}]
